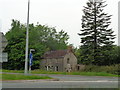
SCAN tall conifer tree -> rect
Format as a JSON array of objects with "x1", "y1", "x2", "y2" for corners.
[{"x1": 78, "y1": 0, "x2": 115, "y2": 65}]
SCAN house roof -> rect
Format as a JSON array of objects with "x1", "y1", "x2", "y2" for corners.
[{"x1": 43, "y1": 50, "x2": 68, "y2": 59}]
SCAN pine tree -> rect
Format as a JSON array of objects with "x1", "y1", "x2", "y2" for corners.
[{"x1": 78, "y1": 0, "x2": 115, "y2": 65}]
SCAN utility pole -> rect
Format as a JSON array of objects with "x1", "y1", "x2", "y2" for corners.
[
  {"x1": 24, "y1": 0, "x2": 30, "y2": 75},
  {"x1": 118, "y1": 1, "x2": 120, "y2": 46}
]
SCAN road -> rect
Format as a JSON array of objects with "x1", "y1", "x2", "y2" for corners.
[
  {"x1": 1, "y1": 72, "x2": 119, "y2": 88},
  {"x1": 48, "y1": 74, "x2": 118, "y2": 81},
  {"x1": 2, "y1": 81, "x2": 118, "y2": 88}
]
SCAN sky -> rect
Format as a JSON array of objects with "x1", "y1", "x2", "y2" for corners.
[{"x1": 0, "y1": 0, "x2": 119, "y2": 47}]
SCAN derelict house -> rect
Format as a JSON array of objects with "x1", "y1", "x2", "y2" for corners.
[{"x1": 40, "y1": 47, "x2": 78, "y2": 72}]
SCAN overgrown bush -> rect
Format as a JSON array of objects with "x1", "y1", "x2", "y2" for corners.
[{"x1": 81, "y1": 64, "x2": 120, "y2": 75}]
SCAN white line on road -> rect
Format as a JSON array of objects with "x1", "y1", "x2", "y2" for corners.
[
  {"x1": 48, "y1": 81, "x2": 118, "y2": 83},
  {"x1": 1, "y1": 80, "x2": 118, "y2": 83}
]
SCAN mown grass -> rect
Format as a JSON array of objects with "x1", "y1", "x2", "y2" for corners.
[
  {"x1": 2, "y1": 69, "x2": 24, "y2": 73},
  {"x1": 2, "y1": 69, "x2": 119, "y2": 77},
  {"x1": 1, "y1": 73, "x2": 52, "y2": 80},
  {"x1": 31, "y1": 70, "x2": 119, "y2": 77}
]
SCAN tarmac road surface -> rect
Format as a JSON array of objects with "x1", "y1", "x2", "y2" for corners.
[
  {"x1": 1, "y1": 72, "x2": 119, "y2": 88},
  {"x1": 2, "y1": 80, "x2": 118, "y2": 88}
]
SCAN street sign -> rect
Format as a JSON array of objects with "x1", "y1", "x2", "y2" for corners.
[
  {"x1": 0, "y1": 32, "x2": 8, "y2": 62},
  {"x1": 0, "y1": 32, "x2": 8, "y2": 52},
  {"x1": 29, "y1": 49, "x2": 35, "y2": 73},
  {"x1": 29, "y1": 52, "x2": 33, "y2": 66},
  {"x1": 0, "y1": 53, "x2": 8, "y2": 62}
]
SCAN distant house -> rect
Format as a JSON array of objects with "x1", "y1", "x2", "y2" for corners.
[{"x1": 40, "y1": 47, "x2": 78, "y2": 72}]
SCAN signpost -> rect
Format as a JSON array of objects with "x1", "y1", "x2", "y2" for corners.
[
  {"x1": 0, "y1": 53, "x2": 8, "y2": 62},
  {"x1": 0, "y1": 32, "x2": 8, "y2": 52},
  {"x1": 0, "y1": 32, "x2": 8, "y2": 90},
  {"x1": 29, "y1": 49, "x2": 35, "y2": 74},
  {"x1": 0, "y1": 32, "x2": 8, "y2": 62}
]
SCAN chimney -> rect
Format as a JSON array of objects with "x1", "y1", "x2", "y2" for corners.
[{"x1": 67, "y1": 45, "x2": 73, "y2": 53}]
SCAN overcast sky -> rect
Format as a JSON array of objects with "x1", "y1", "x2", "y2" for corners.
[{"x1": 0, "y1": 0, "x2": 119, "y2": 47}]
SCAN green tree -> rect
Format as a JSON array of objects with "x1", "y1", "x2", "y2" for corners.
[
  {"x1": 29, "y1": 24, "x2": 69, "y2": 51},
  {"x1": 3, "y1": 20, "x2": 69, "y2": 70},
  {"x1": 108, "y1": 46, "x2": 120, "y2": 65},
  {"x1": 3, "y1": 20, "x2": 26, "y2": 70},
  {"x1": 78, "y1": 0, "x2": 115, "y2": 65}
]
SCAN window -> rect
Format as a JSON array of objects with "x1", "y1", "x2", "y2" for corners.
[
  {"x1": 67, "y1": 58, "x2": 70, "y2": 64},
  {"x1": 48, "y1": 66, "x2": 50, "y2": 69},
  {"x1": 55, "y1": 66, "x2": 58, "y2": 71},
  {"x1": 77, "y1": 66, "x2": 80, "y2": 71}
]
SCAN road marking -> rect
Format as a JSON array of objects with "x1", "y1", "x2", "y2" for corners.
[
  {"x1": 1, "y1": 80, "x2": 118, "y2": 83},
  {"x1": 47, "y1": 81, "x2": 118, "y2": 83}
]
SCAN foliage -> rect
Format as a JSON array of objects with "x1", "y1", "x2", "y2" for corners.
[
  {"x1": 3, "y1": 20, "x2": 26, "y2": 70},
  {"x1": 76, "y1": 45, "x2": 120, "y2": 65},
  {"x1": 78, "y1": 0, "x2": 115, "y2": 65},
  {"x1": 3, "y1": 20, "x2": 69, "y2": 70},
  {"x1": 82, "y1": 64, "x2": 120, "y2": 75},
  {"x1": 108, "y1": 46, "x2": 120, "y2": 64}
]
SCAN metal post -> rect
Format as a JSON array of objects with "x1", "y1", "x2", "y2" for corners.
[
  {"x1": 29, "y1": 65, "x2": 31, "y2": 73},
  {"x1": 118, "y1": 1, "x2": 120, "y2": 46},
  {"x1": 29, "y1": 49, "x2": 32, "y2": 74},
  {"x1": 24, "y1": 0, "x2": 30, "y2": 75},
  {"x1": 29, "y1": 50, "x2": 31, "y2": 74}
]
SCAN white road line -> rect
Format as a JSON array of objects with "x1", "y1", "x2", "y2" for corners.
[
  {"x1": 47, "y1": 81, "x2": 118, "y2": 83},
  {"x1": 1, "y1": 80, "x2": 118, "y2": 83}
]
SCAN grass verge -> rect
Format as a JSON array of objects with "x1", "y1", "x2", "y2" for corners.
[
  {"x1": 2, "y1": 69, "x2": 119, "y2": 77},
  {"x1": 2, "y1": 69, "x2": 24, "y2": 73},
  {"x1": 1, "y1": 73, "x2": 52, "y2": 80},
  {"x1": 31, "y1": 70, "x2": 119, "y2": 77}
]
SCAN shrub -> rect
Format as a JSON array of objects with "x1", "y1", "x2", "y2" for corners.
[{"x1": 82, "y1": 64, "x2": 120, "y2": 75}]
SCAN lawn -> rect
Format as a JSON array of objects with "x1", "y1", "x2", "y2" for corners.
[
  {"x1": 2, "y1": 69, "x2": 119, "y2": 77},
  {"x1": 1, "y1": 73, "x2": 52, "y2": 80},
  {"x1": 31, "y1": 70, "x2": 119, "y2": 77},
  {"x1": 2, "y1": 69, "x2": 24, "y2": 73}
]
